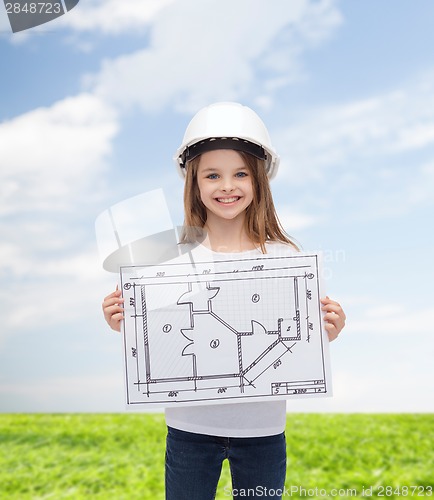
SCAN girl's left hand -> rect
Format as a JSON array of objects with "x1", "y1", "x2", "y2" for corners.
[{"x1": 321, "y1": 296, "x2": 346, "y2": 342}]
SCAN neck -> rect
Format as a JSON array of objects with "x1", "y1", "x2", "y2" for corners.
[{"x1": 202, "y1": 212, "x2": 257, "y2": 253}]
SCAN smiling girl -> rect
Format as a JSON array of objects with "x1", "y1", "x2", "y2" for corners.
[{"x1": 102, "y1": 102, "x2": 346, "y2": 499}]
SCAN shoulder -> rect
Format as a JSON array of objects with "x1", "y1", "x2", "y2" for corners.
[{"x1": 264, "y1": 240, "x2": 300, "y2": 256}]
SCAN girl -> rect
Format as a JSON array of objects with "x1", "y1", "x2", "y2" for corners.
[{"x1": 102, "y1": 102, "x2": 346, "y2": 499}]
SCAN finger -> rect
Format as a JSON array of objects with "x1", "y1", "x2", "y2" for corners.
[
  {"x1": 323, "y1": 319, "x2": 345, "y2": 336},
  {"x1": 321, "y1": 299, "x2": 341, "y2": 307},
  {"x1": 103, "y1": 305, "x2": 124, "y2": 321},
  {"x1": 102, "y1": 296, "x2": 124, "y2": 310},
  {"x1": 108, "y1": 313, "x2": 123, "y2": 332},
  {"x1": 106, "y1": 309, "x2": 124, "y2": 329},
  {"x1": 320, "y1": 295, "x2": 334, "y2": 303},
  {"x1": 324, "y1": 322, "x2": 340, "y2": 340},
  {"x1": 323, "y1": 316, "x2": 345, "y2": 337},
  {"x1": 321, "y1": 304, "x2": 346, "y2": 320},
  {"x1": 102, "y1": 288, "x2": 124, "y2": 333},
  {"x1": 103, "y1": 289, "x2": 122, "y2": 302},
  {"x1": 103, "y1": 303, "x2": 124, "y2": 316},
  {"x1": 323, "y1": 311, "x2": 345, "y2": 324},
  {"x1": 320, "y1": 296, "x2": 342, "y2": 307}
]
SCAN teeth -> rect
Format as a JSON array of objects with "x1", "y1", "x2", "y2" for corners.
[{"x1": 217, "y1": 197, "x2": 239, "y2": 203}]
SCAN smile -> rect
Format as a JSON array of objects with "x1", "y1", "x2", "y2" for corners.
[{"x1": 216, "y1": 197, "x2": 240, "y2": 204}]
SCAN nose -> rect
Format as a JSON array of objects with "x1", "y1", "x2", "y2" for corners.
[{"x1": 220, "y1": 175, "x2": 235, "y2": 192}]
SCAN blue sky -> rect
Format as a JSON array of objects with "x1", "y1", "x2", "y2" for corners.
[{"x1": 0, "y1": 0, "x2": 433, "y2": 413}]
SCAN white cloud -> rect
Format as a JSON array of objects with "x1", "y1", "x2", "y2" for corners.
[
  {"x1": 58, "y1": 0, "x2": 177, "y2": 34},
  {"x1": 0, "y1": 93, "x2": 120, "y2": 341},
  {"x1": 0, "y1": 93, "x2": 118, "y2": 215},
  {"x1": 364, "y1": 304, "x2": 404, "y2": 319},
  {"x1": 0, "y1": 245, "x2": 114, "y2": 334},
  {"x1": 422, "y1": 161, "x2": 434, "y2": 175},
  {"x1": 405, "y1": 160, "x2": 434, "y2": 205},
  {"x1": 349, "y1": 305, "x2": 434, "y2": 337},
  {"x1": 0, "y1": 5, "x2": 11, "y2": 31},
  {"x1": 86, "y1": 0, "x2": 342, "y2": 113},
  {"x1": 276, "y1": 75, "x2": 434, "y2": 184},
  {"x1": 277, "y1": 205, "x2": 319, "y2": 231},
  {"x1": 272, "y1": 71, "x2": 434, "y2": 224}
]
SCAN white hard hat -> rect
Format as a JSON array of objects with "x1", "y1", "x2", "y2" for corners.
[{"x1": 174, "y1": 102, "x2": 280, "y2": 180}]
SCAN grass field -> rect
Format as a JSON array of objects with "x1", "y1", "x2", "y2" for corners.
[{"x1": 0, "y1": 414, "x2": 432, "y2": 499}]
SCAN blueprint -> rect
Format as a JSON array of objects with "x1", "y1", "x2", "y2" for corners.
[{"x1": 120, "y1": 251, "x2": 331, "y2": 407}]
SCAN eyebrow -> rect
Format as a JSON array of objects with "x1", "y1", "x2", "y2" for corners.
[
  {"x1": 199, "y1": 166, "x2": 248, "y2": 173},
  {"x1": 199, "y1": 167, "x2": 218, "y2": 173}
]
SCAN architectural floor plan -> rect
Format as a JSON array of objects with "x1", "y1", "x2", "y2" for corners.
[{"x1": 120, "y1": 251, "x2": 331, "y2": 407}]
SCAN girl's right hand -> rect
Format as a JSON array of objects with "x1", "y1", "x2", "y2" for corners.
[{"x1": 102, "y1": 287, "x2": 124, "y2": 332}]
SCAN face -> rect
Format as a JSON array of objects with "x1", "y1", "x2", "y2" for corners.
[{"x1": 196, "y1": 149, "x2": 254, "y2": 224}]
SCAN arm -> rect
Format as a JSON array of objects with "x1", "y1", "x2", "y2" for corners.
[
  {"x1": 102, "y1": 286, "x2": 124, "y2": 332},
  {"x1": 321, "y1": 296, "x2": 346, "y2": 342}
]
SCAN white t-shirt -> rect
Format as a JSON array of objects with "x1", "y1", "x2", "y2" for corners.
[{"x1": 165, "y1": 241, "x2": 298, "y2": 438}]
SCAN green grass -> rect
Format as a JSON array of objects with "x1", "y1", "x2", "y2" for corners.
[{"x1": 0, "y1": 414, "x2": 432, "y2": 499}]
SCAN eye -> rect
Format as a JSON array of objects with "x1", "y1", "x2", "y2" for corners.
[
  {"x1": 235, "y1": 171, "x2": 248, "y2": 178},
  {"x1": 206, "y1": 173, "x2": 219, "y2": 179}
]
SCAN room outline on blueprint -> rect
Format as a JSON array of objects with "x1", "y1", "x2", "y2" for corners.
[{"x1": 120, "y1": 252, "x2": 331, "y2": 407}]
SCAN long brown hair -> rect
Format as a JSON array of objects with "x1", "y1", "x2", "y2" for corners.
[{"x1": 180, "y1": 151, "x2": 299, "y2": 252}]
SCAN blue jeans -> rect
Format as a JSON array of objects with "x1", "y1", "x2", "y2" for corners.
[{"x1": 165, "y1": 426, "x2": 287, "y2": 499}]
